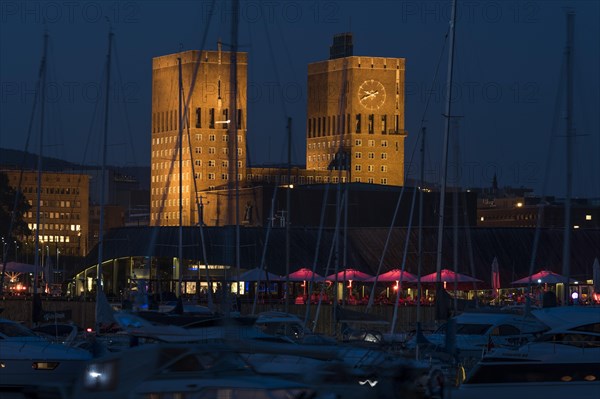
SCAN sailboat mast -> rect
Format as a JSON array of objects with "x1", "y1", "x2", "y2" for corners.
[
  {"x1": 285, "y1": 117, "x2": 292, "y2": 313},
  {"x1": 33, "y1": 31, "x2": 49, "y2": 297},
  {"x1": 435, "y1": 0, "x2": 458, "y2": 281},
  {"x1": 178, "y1": 56, "x2": 184, "y2": 297},
  {"x1": 230, "y1": 0, "x2": 241, "y2": 295},
  {"x1": 416, "y1": 126, "x2": 425, "y2": 330},
  {"x1": 96, "y1": 28, "x2": 113, "y2": 304},
  {"x1": 562, "y1": 10, "x2": 574, "y2": 305}
]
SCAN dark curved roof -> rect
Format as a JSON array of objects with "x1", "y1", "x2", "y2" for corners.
[{"x1": 84, "y1": 226, "x2": 600, "y2": 287}]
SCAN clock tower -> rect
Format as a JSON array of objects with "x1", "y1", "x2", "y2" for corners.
[{"x1": 306, "y1": 33, "x2": 406, "y2": 186}]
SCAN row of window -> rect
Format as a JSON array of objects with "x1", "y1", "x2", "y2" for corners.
[
  {"x1": 354, "y1": 165, "x2": 388, "y2": 172},
  {"x1": 194, "y1": 160, "x2": 243, "y2": 168},
  {"x1": 152, "y1": 134, "x2": 244, "y2": 145},
  {"x1": 152, "y1": 108, "x2": 244, "y2": 133},
  {"x1": 308, "y1": 139, "x2": 388, "y2": 149},
  {"x1": 21, "y1": 186, "x2": 81, "y2": 196},
  {"x1": 27, "y1": 235, "x2": 73, "y2": 243},
  {"x1": 152, "y1": 147, "x2": 243, "y2": 162},
  {"x1": 245, "y1": 174, "x2": 387, "y2": 185},
  {"x1": 27, "y1": 223, "x2": 81, "y2": 232},
  {"x1": 307, "y1": 114, "x2": 400, "y2": 138},
  {"x1": 25, "y1": 211, "x2": 81, "y2": 220},
  {"x1": 151, "y1": 185, "x2": 190, "y2": 194},
  {"x1": 308, "y1": 152, "x2": 389, "y2": 163},
  {"x1": 151, "y1": 199, "x2": 190, "y2": 208}
]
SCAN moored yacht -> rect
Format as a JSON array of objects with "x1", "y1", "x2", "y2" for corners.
[
  {"x1": 0, "y1": 318, "x2": 92, "y2": 392},
  {"x1": 448, "y1": 306, "x2": 600, "y2": 399}
]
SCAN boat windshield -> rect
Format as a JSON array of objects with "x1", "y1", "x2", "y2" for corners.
[
  {"x1": 0, "y1": 321, "x2": 38, "y2": 338},
  {"x1": 538, "y1": 332, "x2": 600, "y2": 348},
  {"x1": 435, "y1": 323, "x2": 492, "y2": 335},
  {"x1": 164, "y1": 351, "x2": 252, "y2": 374}
]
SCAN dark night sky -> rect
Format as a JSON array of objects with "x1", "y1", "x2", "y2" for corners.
[{"x1": 1, "y1": 1, "x2": 599, "y2": 198}]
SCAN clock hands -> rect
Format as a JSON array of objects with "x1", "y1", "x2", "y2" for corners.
[{"x1": 361, "y1": 90, "x2": 379, "y2": 100}]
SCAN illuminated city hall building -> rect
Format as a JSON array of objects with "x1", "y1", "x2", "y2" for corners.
[
  {"x1": 150, "y1": 34, "x2": 407, "y2": 227},
  {"x1": 306, "y1": 34, "x2": 406, "y2": 186},
  {"x1": 150, "y1": 44, "x2": 248, "y2": 227}
]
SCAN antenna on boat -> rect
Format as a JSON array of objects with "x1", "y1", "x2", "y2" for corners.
[{"x1": 434, "y1": 0, "x2": 458, "y2": 319}]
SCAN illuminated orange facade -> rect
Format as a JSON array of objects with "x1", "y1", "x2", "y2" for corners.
[
  {"x1": 150, "y1": 46, "x2": 247, "y2": 226},
  {"x1": 306, "y1": 55, "x2": 407, "y2": 186},
  {"x1": 3, "y1": 170, "x2": 89, "y2": 257}
]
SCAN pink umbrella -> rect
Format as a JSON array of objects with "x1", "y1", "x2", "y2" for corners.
[
  {"x1": 286, "y1": 268, "x2": 325, "y2": 282},
  {"x1": 286, "y1": 268, "x2": 325, "y2": 297},
  {"x1": 420, "y1": 268, "x2": 483, "y2": 290},
  {"x1": 511, "y1": 270, "x2": 574, "y2": 285},
  {"x1": 326, "y1": 269, "x2": 373, "y2": 282},
  {"x1": 366, "y1": 269, "x2": 417, "y2": 283}
]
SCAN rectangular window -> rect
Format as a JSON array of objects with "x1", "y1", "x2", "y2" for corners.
[
  {"x1": 355, "y1": 165, "x2": 362, "y2": 171},
  {"x1": 195, "y1": 159, "x2": 202, "y2": 166},
  {"x1": 208, "y1": 160, "x2": 215, "y2": 167},
  {"x1": 368, "y1": 152, "x2": 374, "y2": 159},
  {"x1": 381, "y1": 115, "x2": 387, "y2": 134},
  {"x1": 381, "y1": 153, "x2": 387, "y2": 159},
  {"x1": 382, "y1": 140, "x2": 388, "y2": 147},
  {"x1": 355, "y1": 152, "x2": 362, "y2": 159},
  {"x1": 208, "y1": 173, "x2": 215, "y2": 180},
  {"x1": 222, "y1": 160, "x2": 229, "y2": 167},
  {"x1": 221, "y1": 173, "x2": 228, "y2": 180},
  {"x1": 238, "y1": 148, "x2": 242, "y2": 155},
  {"x1": 355, "y1": 177, "x2": 361, "y2": 182},
  {"x1": 355, "y1": 114, "x2": 361, "y2": 133},
  {"x1": 223, "y1": 108, "x2": 228, "y2": 122},
  {"x1": 222, "y1": 135, "x2": 228, "y2": 142},
  {"x1": 318, "y1": 118, "x2": 321, "y2": 136},
  {"x1": 196, "y1": 107, "x2": 202, "y2": 128},
  {"x1": 209, "y1": 134, "x2": 216, "y2": 142},
  {"x1": 208, "y1": 147, "x2": 216, "y2": 154},
  {"x1": 222, "y1": 148, "x2": 229, "y2": 155},
  {"x1": 368, "y1": 177, "x2": 374, "y2": 184},
  {"x1": 347, "y1": 114, "x2": 351, "y2": 134},
  {"x1": 237, "y1": 109, "x2": 242, "y2": 129},
  {"x1": 355, "y1": 139, "x2": 362, "y2": 146},
  {"x1": 381, "y1": 178, "x2": 388, "y2": 184},
  {"x1": 368, "y1": 114, "x2": 374, "y2": 134},
  {"x1": 195, "y1": 134, "x2": 202, "y2": 141},
  {"x1": 368, "y1": 140, "x2": 375, "y2": 147},
  {"x1": 394, "y1": 115, "x2": 399, "y2": 133},
  {"x1": 368, "y1": 165, "x2": 374, "y2": 172},
  {"x1": 381, "y1": 165, "x2": 388, "y2": 172},
  {"x1": 209, "y1": 108, "x2": 215, "y2": 129}
]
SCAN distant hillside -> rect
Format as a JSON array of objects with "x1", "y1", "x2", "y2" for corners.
[
  {"x1": 0, "y1": 148, "x2": 149, "y2": 189},
  {"x1": 0, "y1": 148, "x2": 87, "y2": 171}
]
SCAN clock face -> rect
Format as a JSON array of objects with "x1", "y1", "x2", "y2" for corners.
[{"x1": 358, "y1": 80, "x2": 386, "y2": 110}]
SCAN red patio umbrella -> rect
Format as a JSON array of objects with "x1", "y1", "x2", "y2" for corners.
[
  {"x1": 286, "y1": 268, "x2": 325, "y2": 282},
  {"x1": 419, "y1": 268, "x2": 483, "y2": 289},
  {"x1": 511, "y1": 270, "x2": 574, "y2": 285},
  {"x1": 366, "y1": 269, "x2": 417, "y2": 283},
  {"x1": 286, "y1": 268, "x2": 325, "y2": 297},
  {"x1": 326, "y1": 269, "x2": 373, "y2": 282}
]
